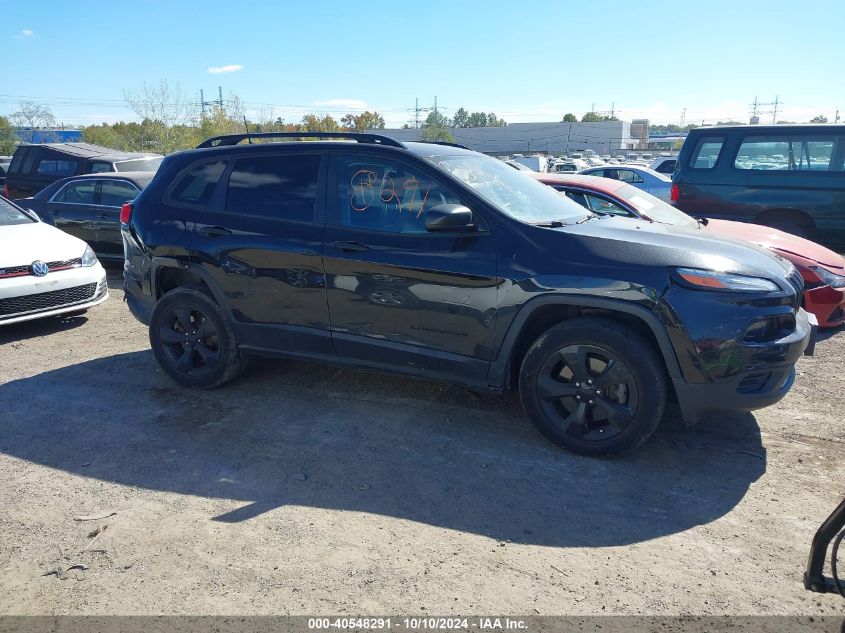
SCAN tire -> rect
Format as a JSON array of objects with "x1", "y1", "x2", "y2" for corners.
[
  {"x1": 148, "y1": 287, "x2": 246, "y2": 389},
  {"x1": 518, "y1": 317, "x2": 667, "y2": 456},
  {"x1": 763, "y1": 220, "x2": 808, "y2": 239}
]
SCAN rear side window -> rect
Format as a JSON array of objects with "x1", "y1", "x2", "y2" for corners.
[
  {"x1": 170, "y1": 160, "x2": 226, "y2": 206},
  {"x1": 226, "y1": 155, "x2": 320, "y2": 221},
  {"x1": 36, "y1": 159, "x2": 77, "y2": 177},
  {"x1": 689, "y1": 136, "x2": 724, "y2": 169},
  {"x1": 734, "y1": 136, "x2": 843, "y2": 171},
  {"x1": 100, "y1": 180, "x2": 140, "y2": 207}
]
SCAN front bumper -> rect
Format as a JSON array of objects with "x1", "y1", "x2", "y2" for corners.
[
  {"x1": 804, "y1": 284, "x2": 845, "y2": 328},
  {"x1": 0, "y1": 263, "x2": 109, "y2": 325},
  {"x1": 672, "y1": 307, "x2": 815, "y2": 425}
]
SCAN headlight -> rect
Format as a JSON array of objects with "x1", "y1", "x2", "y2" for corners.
[
  {"x1": 81, "y1": 245, "x2": 98, "y2": 267},
  {"x1": 676, "y1": 268, "x2": 779, "y2": 293},
  {"x1": 809, "y1": 266, "x2": 845, "y2": 289}
]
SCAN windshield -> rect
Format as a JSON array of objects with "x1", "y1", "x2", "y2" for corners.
[
  {"x1": 114, "y1": 157, "x2": 163, "y2": 172},
  {"x1": 615, "y1": 184, "x2": 698, "y2": 228},
  {"x1": 0, "y1": 197, "x2": 35, "y2": 225},
  {"x1": 433, "y1": 154, "x2": 588, "y2": 224}
]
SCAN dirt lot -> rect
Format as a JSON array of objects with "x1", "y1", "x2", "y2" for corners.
[{"x1": 0, "y1": 271, "x2": 843, "y2": 616}]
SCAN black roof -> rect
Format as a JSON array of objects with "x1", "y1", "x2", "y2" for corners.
[
  {"x1": 688, "y1": 124, "x2": 845, "y2": 133},
  {"x1": 23, "y1": 142, "x2": 161, "y2": 160}
]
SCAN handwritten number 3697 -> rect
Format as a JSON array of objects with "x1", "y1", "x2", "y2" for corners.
[{"x1": 350, "y1": 170, "x2": 432, "y2": 219}]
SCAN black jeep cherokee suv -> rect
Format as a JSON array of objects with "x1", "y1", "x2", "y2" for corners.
[{"x1": 122, "y1": 132, "x2": 814, "y2": 456}]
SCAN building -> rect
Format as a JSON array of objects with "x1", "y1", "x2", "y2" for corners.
[
  {"x1": 371, "y1": 121, "x2": 640, "y2": 156},
  {"x1": 14, "y1": 128, "x2": 83, "y2": 144}
]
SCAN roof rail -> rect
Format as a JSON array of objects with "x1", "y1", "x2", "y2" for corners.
[
  {"x1": 196, "y1": 132, "x2": 406, "y2": 149},
  {"x1": 415, "y1": 140, "x2": 471, "y2": 150}
]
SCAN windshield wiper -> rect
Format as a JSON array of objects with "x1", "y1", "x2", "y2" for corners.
[{"x1": 531, "y1": 219, "x2": 567, "y2": 228}]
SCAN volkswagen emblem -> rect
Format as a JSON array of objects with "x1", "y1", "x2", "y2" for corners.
[{"x1": 31, "y1": 260, "x2": 49, "y2": 277}]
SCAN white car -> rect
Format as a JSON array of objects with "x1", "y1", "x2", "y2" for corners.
[{"x1": 0, "y1": 197, "x2": 108, "y2": 325}]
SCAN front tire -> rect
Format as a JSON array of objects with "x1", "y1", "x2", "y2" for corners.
[
  {"x1": 519, "y1": 318, "x2": 667, "y2": 456},
  {"x1": 149, "y1": 287, "x2": 245, "y2": 389}
]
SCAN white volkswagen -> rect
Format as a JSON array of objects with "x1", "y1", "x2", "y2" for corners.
[{"x1": 0, "y1": 196, "x2": 108, "y2": 325}]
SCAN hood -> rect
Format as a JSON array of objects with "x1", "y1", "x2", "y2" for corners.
[
  {"x1": 704, "y1": 219, "x2": 845, "y2": 271},
  {"x1": 548, "y1": 215, "x2": 793, "y2": 282},
  {"x1": 0, "y1": 221, "x2": 88, "y2": 268}
]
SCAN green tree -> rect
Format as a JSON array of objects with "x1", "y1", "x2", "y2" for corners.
[
  {"x1": 340, "y1": 111, "x2": 386, "y2": 131},
  {"x1": 0, "y1": 116, "x2": 16, "y2": 155},
  {"x1": 299, "y1": 114, "x2": 341, "y2": 132},
  {"x1": 486, "y1": 113, "x2": 506, "y2": 127},
  {"x1": 123, "y1": 80, "x2": 199, "y2": 154},
  {"x1": 420, "y1": 111, "x2": 454, "y2": 142},
  {"x1": 562, "y1": 113, "x2": 577, "y2": 122},
  {"x1": 452, "y1": 107, "x2": 469, "y2": 128},
  {"x1": 581, "y1": 112, "x2": 619, "y2": 122},
  {"x1": 466, "y1": 112, "x2": 488, "y2": 127}
]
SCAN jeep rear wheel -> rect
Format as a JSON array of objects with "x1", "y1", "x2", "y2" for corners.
[
  {"x1": 519, "y1": 318, "x2": 667, "y2": 456},
  {"x1": 149, "y1": 288, "x2": 246, "y2": 389}
]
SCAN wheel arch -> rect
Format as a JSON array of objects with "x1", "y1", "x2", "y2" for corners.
[
  {"x1": 754, "y1": 208, "x2": 815, "y2": 231},
  {"x1": 151, "y1": 258, "x2": 231, "y2": 316},
  {"x1": 488, "y1": 295, "x2": 683, "y2": 391}
]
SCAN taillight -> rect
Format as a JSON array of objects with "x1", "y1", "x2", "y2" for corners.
[
  {"x1": 670, "y1": 183, "x2": 679, "y2": 203},
  {"x1": 120, "y1": 202, "x2": 133, "y2": 224}
]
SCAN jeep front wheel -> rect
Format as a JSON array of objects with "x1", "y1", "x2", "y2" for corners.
[{"x1": 519, "y1": 317, "x2": 667, "y2": 456}]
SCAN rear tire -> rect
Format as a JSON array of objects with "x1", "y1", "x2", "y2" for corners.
[
  {"x1": 519, "y1": 318, "x2": 667, "y2": 456},
  {"x1": 149, "y1": 287, "x2": 246, "y2": 389}
]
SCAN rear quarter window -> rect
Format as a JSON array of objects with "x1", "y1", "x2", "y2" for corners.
[
  {"x1": 733, "y1": 135, "x2": 843, "y2": 171},
  {"x1": 688, "y1": 136, "x2": 725, "y2": 169},
  {"x1": 168, "y1": 160, "x2": 226, "y2": 206}
]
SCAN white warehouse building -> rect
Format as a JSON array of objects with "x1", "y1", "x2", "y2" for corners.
[{"x1": 371, "y1": 120, "x2": 641, "y2": 155}]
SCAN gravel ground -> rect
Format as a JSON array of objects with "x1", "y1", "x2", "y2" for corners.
[{"x1": 0, "y1": 271, "x2": 843, "y2": 616}]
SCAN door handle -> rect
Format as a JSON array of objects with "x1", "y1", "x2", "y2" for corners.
[
  {"x1": 328, "y1": 240, "x2": 370, "y2": 253},
  {"x1": 198, "y1": 225, "x2": 233, "y2": 238}
]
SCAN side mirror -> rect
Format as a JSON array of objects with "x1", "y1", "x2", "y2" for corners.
[{"x1": 425, "y1": 204, "x2": 474, "y2": 232}]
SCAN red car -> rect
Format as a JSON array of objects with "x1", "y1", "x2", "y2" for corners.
[{"x1": 533, "y1": 173, "x2": 845, "y2": 328}]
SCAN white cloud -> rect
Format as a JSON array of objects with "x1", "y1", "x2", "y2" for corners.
[
  {"x1": 207, "y1": 64, "x2": 243, "y2": 74},
  {"x1": 14, "y1": 29, "x2": 34, "y2": 39},
  {"x1": 313, "y1": 99, "x2": 368, "y2": 111}
]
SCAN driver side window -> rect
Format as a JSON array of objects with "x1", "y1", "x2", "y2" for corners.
[{"x1": 334, "y1": 155, "x2": 461, "y2": 234}]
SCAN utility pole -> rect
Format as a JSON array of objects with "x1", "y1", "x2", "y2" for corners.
[
  {"x1": 200, "y1": 86, "x2": 224, "y2": 119},
  {"x1": 772, "y1": 95, "x2": 779, "y2": 124},
  {"x1": 751, "y1": 96, "x2": 758, "y2": 118},
  {"x1": 610, "y1": 101, "x2": 615, "y2": 118},
  {"x1": 434, "y1": 96, "x2": 438, "y2": 116},
  {"x1": 836, "y1": 109, "x2": 841, "y2": 124},
  {"x1": 415, "y1": 97, "x2": 419, "y2": 129},
  {"x1": 680, "y1": 107, "x2": 686, "y2": 128}
]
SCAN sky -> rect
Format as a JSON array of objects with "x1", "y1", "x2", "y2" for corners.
[{"x1": 3, "y1": 0, "x2": 844, "y2": 128}]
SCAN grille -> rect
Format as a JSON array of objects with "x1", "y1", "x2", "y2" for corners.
[
  {"x1": 0, "y1": 258, "x2": 83, "y2": 279},
  {"x1": 786, "y1": 268, "x2": 804, "y2": 309},
  {"x1": 0, "y1": 282, "x2": 98, "y2": 317}
]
